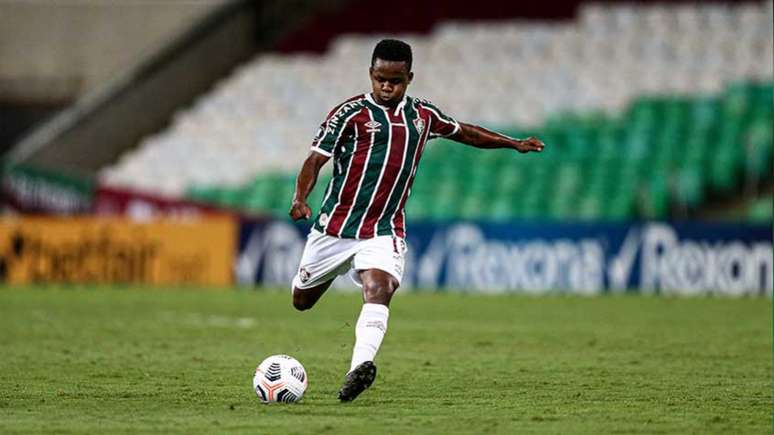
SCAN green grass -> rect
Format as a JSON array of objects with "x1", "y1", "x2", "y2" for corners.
[{"x1": 0, "y1": 287, "x2": 771, "y2": 434}]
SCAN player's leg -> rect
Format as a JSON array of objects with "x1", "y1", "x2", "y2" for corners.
[
  {"x1": 292, "y1": 279, "x2": 334, "y2": 311},
  {"x1": 338, "y1": 269, "x2": 399, "y2": 401},
  {"x1": 351, "y1": 270, "x2": 398, "y2": 367},
  {"x1": 350, "y1": 269, "x2": 398, "y2": 370},
  {"x1": 360, "y1": 268, "x2": 400, "y2": 306},
  {"x1": 338, "y1": 236, "x2": 405, "y2": 402}
]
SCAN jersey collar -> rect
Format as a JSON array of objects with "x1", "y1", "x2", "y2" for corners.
[{"x1": 366, "y1": 93, "x2": 407, "y2": 116}]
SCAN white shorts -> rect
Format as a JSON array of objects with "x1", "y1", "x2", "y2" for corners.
[{"x1": 291, "y1": 229, "x2": 407, "y2": 290}]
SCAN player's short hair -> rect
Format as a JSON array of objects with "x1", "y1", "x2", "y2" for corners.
[{"x1": 371, "y1": 39, "x2": 412, "y2": 72}]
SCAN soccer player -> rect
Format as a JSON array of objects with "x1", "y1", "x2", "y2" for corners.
[{"x1": 289, "y1": 39, "x2": 544, "y2": 402}]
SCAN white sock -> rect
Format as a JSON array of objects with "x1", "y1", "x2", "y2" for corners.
[{"x1": 349, "y1": 303, "x2": 389, "y2": 373}]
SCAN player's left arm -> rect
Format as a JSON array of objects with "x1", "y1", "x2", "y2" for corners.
[{"x1": 450, "y1": 122, "x2": 545, "y2": 153}]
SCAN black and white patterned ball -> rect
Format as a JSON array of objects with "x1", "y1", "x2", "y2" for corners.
[{"x1": 252, "y1": 355, "x2": 308, "y2": 404}]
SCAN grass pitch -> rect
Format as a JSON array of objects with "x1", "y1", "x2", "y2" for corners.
[{"x1": 0, "y1": 287, "x2": 771, "y2": 434}]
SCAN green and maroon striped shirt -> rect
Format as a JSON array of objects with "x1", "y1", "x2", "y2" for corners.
[{"x1": 310, "y1": 93, "x2": 460, "y2": 239}]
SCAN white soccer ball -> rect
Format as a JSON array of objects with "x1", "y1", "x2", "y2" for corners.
[{"x1": 252, "y1": 354, "x2": 308, "y2": 403}]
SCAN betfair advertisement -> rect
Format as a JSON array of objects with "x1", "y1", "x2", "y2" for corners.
[{"x1": 0, "y1": 217, "x2": 235, "y2": 286}]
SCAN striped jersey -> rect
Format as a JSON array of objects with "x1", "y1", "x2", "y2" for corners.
[{"x1": 310, "y1": 93, "x2": 460, "y2": 239}]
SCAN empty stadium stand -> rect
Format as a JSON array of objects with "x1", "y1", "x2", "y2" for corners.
[{"x1": 93, "y1": 1, "x2": 773, "y2": 221}]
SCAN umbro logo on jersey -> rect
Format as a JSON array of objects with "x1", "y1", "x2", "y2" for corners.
[{"x1": 365, "y1": 120, "x2": 382, "y2": 133}]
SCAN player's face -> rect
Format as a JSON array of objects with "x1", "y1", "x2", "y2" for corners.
[{"x1": 369, "y1": 59, "x2": 413, "y2": 107}]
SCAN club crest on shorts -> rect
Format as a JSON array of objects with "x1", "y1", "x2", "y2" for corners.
[
  {"x1": 299, "y1": 267, "x2": 311, "y2": 284},
  {"x1": 364, "y1": 120, "x2": 381, "y2": 133},
  {"x1": 413, "y1": 118, "x2": 425, "y2": 135}
]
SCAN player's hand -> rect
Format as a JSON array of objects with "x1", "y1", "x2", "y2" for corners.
[
  {"x1": 513, "y1": 137, "x2": 545, "y2": 153},
  {"x1": 289, "y1": 200, "x2": 312, "y2": 221}
]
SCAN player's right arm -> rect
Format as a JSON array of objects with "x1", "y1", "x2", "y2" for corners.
[
  {"x1": 289, "y1": 98, "x2": 360, "y2": 221},
  {"x1": 289, "y1": 151, "x2": 329, "y2": 221}
]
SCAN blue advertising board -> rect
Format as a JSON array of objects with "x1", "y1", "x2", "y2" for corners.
[{"x1": 236, "y1": 219, "x2": 772, "y2": 296}]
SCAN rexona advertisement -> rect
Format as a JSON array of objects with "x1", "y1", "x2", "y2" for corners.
[
  {"x1": 237, "y1": 220, "x2": 772, "y2": 296},
  {"x1": 0, "y1": 217, "x2": 235, "y2": 286}
]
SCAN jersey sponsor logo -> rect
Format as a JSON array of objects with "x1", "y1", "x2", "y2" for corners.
[
  {"x1": 319, "y1": 213, "x2": 329, "y2": 226},
  {"x1": 325, "y1": 100, "x2": 364, "y2": 136},
  {"x1": 413, "y1": 117, "x2": 425, "y2": 135},
  {"x1": 364, "y1": 120, "x2": 382, "y2": 133}
]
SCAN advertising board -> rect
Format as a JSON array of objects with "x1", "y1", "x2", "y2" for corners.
[
  {"x1": 93, "y1": 186, "x2": 228, "y2": 219},
  {"x1": 237, "y1": 219, "x2": 772, "y2": 296},
  {"x1": 1, "y1": 164, "x2": 93, "y2": 214},
  {"x1": 0, "y1": 217, "x2": 236, "y2": 286}
]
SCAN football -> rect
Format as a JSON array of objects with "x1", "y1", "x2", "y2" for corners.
[{"x1": 252, "y1": 354, "x2": 308, "y2": 403}]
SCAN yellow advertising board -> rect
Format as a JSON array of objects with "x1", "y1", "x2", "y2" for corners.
[{"x1": 0, "y1": 217, "x2": 236, "y2": 286}]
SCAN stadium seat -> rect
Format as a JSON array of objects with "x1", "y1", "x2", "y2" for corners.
[{"x1": 99, "y1": 1, "x2": 773, "y2": 221}]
